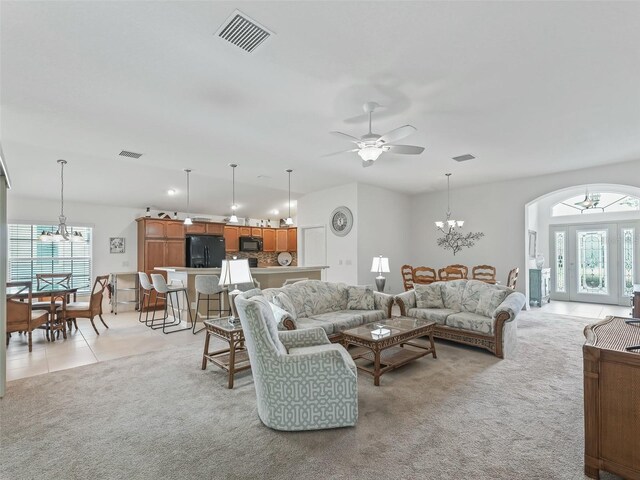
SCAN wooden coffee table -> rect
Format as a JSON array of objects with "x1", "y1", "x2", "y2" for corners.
[{"x1": 342, "y1": 316, "x2": 436, "y2": 386}]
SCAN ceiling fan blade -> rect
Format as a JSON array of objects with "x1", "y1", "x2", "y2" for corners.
[
  {"x1": 330, "y1": 131, "x2": 361, "y2": 144},
  {"x1": 377, "y1": 125, "x2": 416, "y2": 145},
  {"x1": 385, "y1": 144, "x2": 425, "y2": 155},
  {"x1": 322, "y1": 148, "x2": 359, "y2": 158},
  {"x1": 362, "y1": 160, "x2": 375, "y2": 168}
]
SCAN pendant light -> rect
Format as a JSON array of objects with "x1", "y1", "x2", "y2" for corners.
[
  {"x1": 40, "y1": 159, "x2": 84, "y2": 242},
  {"x1": 285, "y1": 169, "x2": 294, "y2": 226},
  {"x1": 183, "y1": 169, "x2": 193, "y2": 225},
  {"x1": 228, "y1": 164, "x2": 239, "y2": 223},
  {"x1": 434, "y1": 173, "x2": 464, "y2": 232}
]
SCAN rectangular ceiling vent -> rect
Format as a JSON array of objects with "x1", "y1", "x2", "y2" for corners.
[
  {"x1": 216, "y1": 10, "x2": 273, "y2": 53},
  {"x1": 119, "y1": 150, "x2": 143, "y2": 159},
  {"x1": 452, "y1": 154, "x2": 475, "y2": 162}
]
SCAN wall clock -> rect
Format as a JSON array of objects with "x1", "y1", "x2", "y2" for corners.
[{"x1": 329, "y1": 206, "x2": 353, "y2": 237}]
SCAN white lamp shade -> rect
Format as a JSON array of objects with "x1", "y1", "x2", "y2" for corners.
[
  {"x1": 370, "y1": 256, "x2": 390, "y2": 273},
  {"x1": 229, "y1": 214, "x2": 238, "y2": 223},
  {"x1": 219, "y1": 259, "x2": 253, "y2": 286},
  {"x1": 184, "y1": 217, "x2": 193, "y2": 225},
  {"x1": 435, "y1": 221, "x2": 444, "y2": 229}
]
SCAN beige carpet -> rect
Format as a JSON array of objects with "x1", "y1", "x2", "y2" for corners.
[{"x1": 0, "y1": 311, "x2": 621, "y2": 480}]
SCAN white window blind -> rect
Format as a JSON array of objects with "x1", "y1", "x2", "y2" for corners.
[{"x1": 8, "y1": 224, "x2": 93, "y2": 294}]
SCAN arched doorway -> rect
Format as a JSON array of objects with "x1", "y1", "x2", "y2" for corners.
[{"x1": 525, "y1": 184, "x2": 640, "y2": 307}]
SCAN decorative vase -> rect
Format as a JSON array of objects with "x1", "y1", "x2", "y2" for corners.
[{"x1": 536, "y1": 254, "x2": 545, "y2": 269}]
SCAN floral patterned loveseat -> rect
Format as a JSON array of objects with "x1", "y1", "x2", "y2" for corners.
[
  {"x1": 394, "y1": 279, "x2": 525, "y2": 358},
  {"x1": 245, "y1": 280, "x2": 394, "y2": 342}
]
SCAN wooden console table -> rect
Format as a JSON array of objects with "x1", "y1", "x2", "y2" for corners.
[{"x1": 583, "y1": 316, "x2": 640, "y2": 479}]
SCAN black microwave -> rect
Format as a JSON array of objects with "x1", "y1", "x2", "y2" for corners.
[{"x1": 240, "y1": 236, "x2": 263, "y2": 252}]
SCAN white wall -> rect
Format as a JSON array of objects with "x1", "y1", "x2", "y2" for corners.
[
  {"x1": 8, "y1": 195, "x2": 142, "y2": 277},
  {"x1": 410, "y1": 158, "x2": 640, "y2": 295},
  {"x1": 357, "y1": 184, "x2": 412, "y2": 294},
  {"x1": 297, "y1": 183, "x2": 359, "y2": 284}
]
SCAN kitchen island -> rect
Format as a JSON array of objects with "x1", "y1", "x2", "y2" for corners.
[{"x1": 155, "y1": 265, "x2": 329, "y2": 319}]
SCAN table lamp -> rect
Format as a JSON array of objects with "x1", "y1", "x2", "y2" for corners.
[
  {"x1": 219, "y1": 258, "x2": 253, "y2": 324},
  {"x1": 371, "y1": 255, "x2": 390, "y2": 292}
]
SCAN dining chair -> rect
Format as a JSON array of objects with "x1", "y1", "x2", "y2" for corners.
[
  {"x1": 507, "y1": 267, "x2": 519, "y2": 289},
  {"x1": 413, "y1": 266, "x2": 437, "y2": 285},
  {"x1": 6, "y1": 282, "x2": 49, "y2": 352},
  {"x1": 438, "y1": 267, "x2": 465, "y2": 281},
  {"x1": 150, "y1": 274, "x2": 193, "y2": 334},
  {"x1": 400, "y1": 264, "x2": 414, "y2": 291},
  {"x1": 193, "y1": 274, "x2": 226, "y2": 334},
  {"x1": 31, "y1": 272, "x2": 73, "y2": 312},
  {"x1": 446, "y1": 264, "x2": 468, "y2": 279},
  {"x1": 472, "y1": 265, "x2": 497, "y2": 284},
  {"x1": 61, "y1": 275, "x2": 110, "y2": 335}
]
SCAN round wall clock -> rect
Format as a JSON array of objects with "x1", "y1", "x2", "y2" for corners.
[{"x1": 329, "y1": 206, "x2": 354, "y2": 237}]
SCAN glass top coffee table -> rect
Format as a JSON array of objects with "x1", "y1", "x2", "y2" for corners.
[
  {"x1": 201, "y1": 317, "x2": 250, "y2": 389},
  {"x1": 342, "y1": 316, "x2": 437, "y2": 386}
]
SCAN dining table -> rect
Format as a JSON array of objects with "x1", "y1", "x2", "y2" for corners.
[{"x1": 7, "y1": 283, "x2": 86, "y2": 341}]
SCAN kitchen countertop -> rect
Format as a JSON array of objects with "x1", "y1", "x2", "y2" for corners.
[{"x1": 156, "y1": 265, "x2": 329, "y2": 274}]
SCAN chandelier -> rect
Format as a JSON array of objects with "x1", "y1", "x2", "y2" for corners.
[
  {"x1": 434, "y1": 173, "x2": 483, "y2": 255},
  {"x1": 228, "y1": 164, "x2": 239, "y2": 223},
  {"x1": 40, "y1": 159, "x2": 84, "y2": 242}
]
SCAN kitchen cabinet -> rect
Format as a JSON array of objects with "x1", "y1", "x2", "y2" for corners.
[
  {"x1": 206, "y1": 223, "x2": 224, "y2": 235},
  {"x1": 224, "y1": 226, "x2": 239, "y2": 252},
  {"x1": 251, "y1": 228, "x2": 262, "y2": 237},
  {"x1": 239, "y1": 227, "x2": 251, "y2": 237},
  {"x1": 287, "y1": 228, "x2": 297, "y2": 252},
  {"x1": 185, "y1": 223, "x2": 206, "y2": 234},
  {"x1": 263, "y1": 228, "x2": 276, "y2": 252},
  {"x1": 276, "y1": 229, "x2": 288, "y2": 252}
]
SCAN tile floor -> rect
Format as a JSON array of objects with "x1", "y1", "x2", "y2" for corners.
[{"x1": 4, "y1": 300, "x2": 634, "y2": 383}]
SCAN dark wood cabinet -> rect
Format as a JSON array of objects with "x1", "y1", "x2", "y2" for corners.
[
  {"x1": 263, "y1": 228, "x2": 276, "y2": 252},
  {"x1": 583, "y1": 317, "x2": 640, "y2": 479}
]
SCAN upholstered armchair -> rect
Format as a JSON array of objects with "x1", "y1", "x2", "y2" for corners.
[{"x1": 235, "y1": 295, "x2": 358, "y2": 431}]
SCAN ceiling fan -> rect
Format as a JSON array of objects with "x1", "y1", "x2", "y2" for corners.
[{"x1": 326, "y1": 102, "x2": 425, "y2": 167}]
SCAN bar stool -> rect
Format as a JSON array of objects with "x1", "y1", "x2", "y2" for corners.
[
  {"x1": 150, "y1": 274, "x2": 193, "y2": 334},
  {"x1": 193, "y1": 275, "x2": 226, "y2": 334},
  {"x1": 138, "y1": 272, "x2": 156, "y2": 327}
]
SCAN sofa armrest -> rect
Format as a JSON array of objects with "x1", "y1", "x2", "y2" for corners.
[
  {"x1": 278, "y1": 327, "x2": 330, "y2": 350},
  {"x1": 374, "y1": 291, "x2": 394, "y2": 318},
  {"x1": 394, "y1": 290, "x2": 416, "y2": 316},
  {"x1": 493, "y1": 292, "x2": 526, "y2": 324}
]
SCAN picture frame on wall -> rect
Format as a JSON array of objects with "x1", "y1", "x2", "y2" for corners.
[
  {"x1": 110, "y1": 237, "x2": 125, "y2": 254},
  {"x1": 528, "y1": 230, "x2": 537, "y2": 258}
]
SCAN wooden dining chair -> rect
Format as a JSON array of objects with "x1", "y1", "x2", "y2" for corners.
[
  {"x1": 507, "y1": 268, "x2": 519, "y2": 289},
  {"x1": 446, "y1": 264, "x2": 468, "y2": 279},
  {"x1": 472, "y1": 265, "x2": 497, "y2": 284},
  {"x1": 32, "y1": 273, "x2": 73, "y2": 312},
  {"x1": 413, "y1": 267, "x2": 437, "y2": 285},
  {"x1": 401, "y1": 265, "x2": 414, "y2": 291},
  {"x1": 61, "y1": 275, "x2": 110, "y2": 335},
  {"x1": 438, "y1": 267, "x2": 465, "y2": 281},
  {"x1": 6, "y1": 282, "x2": 49, "y2": 352}
]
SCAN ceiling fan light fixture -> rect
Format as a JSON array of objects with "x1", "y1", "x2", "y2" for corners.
[{"x1": 358, "y1": 146, "x2": 383, "y2": 162}]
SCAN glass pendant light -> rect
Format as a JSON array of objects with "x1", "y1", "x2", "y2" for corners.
[
  {"x1": 229, "y1": 164, "x2": 239, "y2": 223},
  {"x1": 183, "y1": 169, "x2": 193, "y2": 225},
  {"x1": 285, "y1": 169, "x2": 294, "y2": 225}
]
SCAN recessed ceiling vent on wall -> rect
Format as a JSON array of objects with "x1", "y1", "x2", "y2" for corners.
[
  {"x1": 452, "y1": 154, "x2": 475, "y2": 162},
  {"x1": 119, "y1": 150, "x2": 143, "y2": 159},
  {"x1": 216, "y1": 10, "x2": 273, "y2": 53}
]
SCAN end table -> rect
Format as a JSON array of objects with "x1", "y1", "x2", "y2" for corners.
[{"x1": 201, "y1": 317, "x2": 251, "y2": 389}]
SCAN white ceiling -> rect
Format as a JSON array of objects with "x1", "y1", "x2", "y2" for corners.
[{"x1": 2, "y1": 1, "x2": 640, "y2": 218}]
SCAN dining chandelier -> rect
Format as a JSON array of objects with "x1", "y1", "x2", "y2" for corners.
[
  {"x1": 434, "y1": 173, "x2": 464, "y2": 232},
  {"x1": 39, "y1": 159, "x2": 84, "y2": 242}
]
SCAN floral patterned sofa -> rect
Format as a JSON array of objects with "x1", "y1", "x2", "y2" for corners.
[
  {"x1": 241, "y1": 280, "x2": 394, "y2": 342},
  {"x1": 394, "y1": 279, "x2": 526, "y2": 358}
]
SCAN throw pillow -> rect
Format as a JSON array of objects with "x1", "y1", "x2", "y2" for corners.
[
  {"x1": 475, "y1": 288, "x2": 513, "y2": 318},
  {"x1": 268, "y1": 302, "x2": 293, "y2": 330},
  {"x1": 251, "y1": 296, "x2": 287, "y2": 354},
  {"x1": 272, "y1": 292, "x2": 297, "y2": 320},
  {"x1": 347, "y1": 285, "x2": 375, "y2": 310},
  {"x1": 442, "y1": 281, "x2": 465, "y2": 311},
  {"x1": 414, "y1": 283, "x2": 444, "y2": 309}
]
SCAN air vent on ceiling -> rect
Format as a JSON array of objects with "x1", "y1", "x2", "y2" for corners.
[
  {"x1": 452, "y1": 154, "x2": 475, "y2": 162},
  {"x1": 119, "y1": 150, "x2": 143, "y2": 159},
  {"x1": 216, "y1": 10, "x2": 273, "y2": 53}
]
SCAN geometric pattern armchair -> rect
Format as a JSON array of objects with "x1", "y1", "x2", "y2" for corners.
[{"x1": 235, "y1": 295, "x2": 358, "y2": 431}]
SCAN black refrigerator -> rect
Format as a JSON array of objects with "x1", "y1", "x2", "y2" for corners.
[{"x1": 185, "y1": 235, "x2": 226, "y2": 268}]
